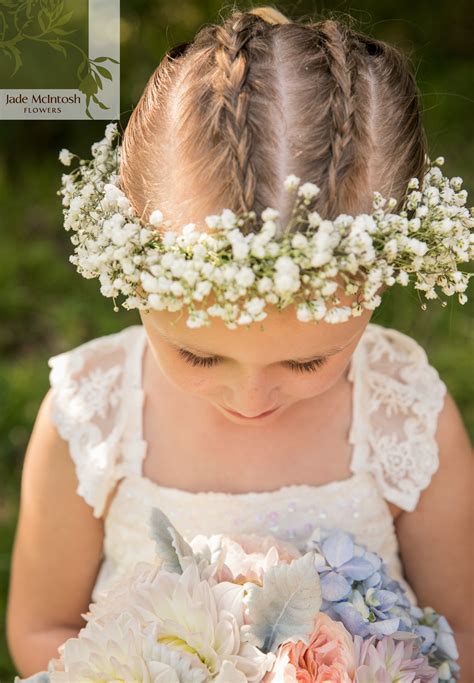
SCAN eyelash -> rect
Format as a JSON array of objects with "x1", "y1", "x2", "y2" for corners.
[{"x1": 177, "y1": 349, "x2": 328, "y2": 373}]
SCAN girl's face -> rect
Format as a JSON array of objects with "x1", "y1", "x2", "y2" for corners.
[{"x1": 140, "y1": 291, "x2": 373, "y2": 426}]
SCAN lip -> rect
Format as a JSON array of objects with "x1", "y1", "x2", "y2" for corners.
[{"x1": 223, "y1": 406, "x2": 280, "y2": 419}]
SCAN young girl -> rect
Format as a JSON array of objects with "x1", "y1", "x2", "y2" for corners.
[{"x1": 6, "y1": 5, "x2": 473, "y2": 681}]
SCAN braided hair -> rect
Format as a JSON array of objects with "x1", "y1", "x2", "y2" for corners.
[{"x1": 120, "y1": 5, "x2": 427, "y2": 231}]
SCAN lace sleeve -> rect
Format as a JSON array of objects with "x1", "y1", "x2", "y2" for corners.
[
  {"x1": 47, "y1": 327, "x2": 141, "y2": 518},
  {"x1": 349, "y1": 324, "x2": 447, "y2": 512}
]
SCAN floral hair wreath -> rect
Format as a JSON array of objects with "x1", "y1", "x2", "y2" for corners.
[{"x1": 58, "y1": 122, "x2": 473, "y2": 329}]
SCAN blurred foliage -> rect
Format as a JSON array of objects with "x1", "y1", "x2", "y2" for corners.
[{"x1": 0, "y1": 0, "x2": 473, "y2": 678}]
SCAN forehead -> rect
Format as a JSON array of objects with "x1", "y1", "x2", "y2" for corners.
[{"x1": 141, "y1": 301, "x2": 371, "y2": 361}]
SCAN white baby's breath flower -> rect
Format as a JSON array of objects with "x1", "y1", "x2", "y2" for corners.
[
  {"x1": 324, "y1": 306, "x2": 352, "y2": 323},
  {"x1": 310, "y1": 250, "x2": 332, "y2": 268},
  {"x1": 182, "y1": 222, "x2": 197, "y2": 236},
  {"x1": 363, "y1": 294, "x2": 382, "y2": 310},
  {"x1": 237, "y1": 312, "x2": 253, "y2": 325},
  {"x1": 261, "y1": 220, "x2": 277, "y2": 239},
  {"x1": 59, "y1": 124, "x2": 472, "y2": 328},
  {"x1": 261, "y1": 207, "x2": 279, "y2": 222},
  {"x1": 186, "y1": 310, "x2": 209, "y2": 328},
  {"x1": 182, "y1": 268, "x2": 199, "y2": 286},
  {"x1": 232, "y1": 241, "x2": 250, "y2": 260},
  {"x1": 207, "y1": 304, "x2": 226, "y2": 317},
  {"x1": 397, "y1": 270, "x2": 410, "y2": 286},
  {"x1": 321, "y1": 281, "x2": 338, "y2": 297},
  {"x1": 244, "y1": 297, "x2": 266, "y2": 317},
  {"x1": 283, "y1": 174, "x2": 301, "y2": 191},
  {"x1": 149, "y1": 209, "x2": 164, "y2": 227},
  {"x1": 307, "y1": 211, "x2": 322, "y2": 228},
  {"x1": 169, "y1": 258, "x2": 187, "y2": 278},
  {"x1": 407, "y1": 238, "x2": 428, "y2": 256},
  {"x1": 310, "y1": 299, "x2": 327, "y2": 320},
  {"x1": 205, "y1": 214, "x2": 221, "y2": 230},
  {"x1": 384, "y1": 238, "x2": 398, "y2": 258},
  {"x1": 291, "y1": 233, "x2": 308, "y2": 249},
  {"x1": 236, "y1": 266, "x2": 255, "y2": 288},
  {"x1": 257, "y1": 276, "x2": 273, "y2": 294},
  {"x1": 141, "y1": 272, "x2": 160, "y2": 293},
  {"x1": 267, "y1": 241, "x2": 280, "y2": 257},
  {"x1": 104, "y1": 122, "x2": 118, "y2": 143},
  {"x1": 296, "y1": 303, "x2": 312, "y2": 322},
  {"x1": 59, "y1": 148, "x2": 73, "y2": 166},
  {"x1": 298, "y1": 182, "x2": 320, "y2": 200},
  {"x1": 221, "y1": 208, "x2": 237, "y2": 230}
]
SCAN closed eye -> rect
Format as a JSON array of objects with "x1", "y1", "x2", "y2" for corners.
[{"x1": 177, "y1": 349, "x2": 328, "y2": 373}]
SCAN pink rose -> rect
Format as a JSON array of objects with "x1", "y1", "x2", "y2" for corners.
[{"x1": 263, "y1": 612, "x2": 356, "y2": 683}]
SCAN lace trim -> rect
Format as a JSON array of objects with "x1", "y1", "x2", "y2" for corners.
[
  {"x1": 47, "y1": 327, "x2": 146, "y2": 517},
  {"x1": 349, "y1": 325, "x2": 446, "y2": 512}
]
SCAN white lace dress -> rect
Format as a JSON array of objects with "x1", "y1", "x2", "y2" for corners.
[{"x1": 47, "y1": 323, "x2": 446, "y2": 607}]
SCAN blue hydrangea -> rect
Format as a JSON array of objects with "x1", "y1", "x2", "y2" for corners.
[
  {"x1": 409, "y1": 606, "x2": 460, "y2": 682},
  {"x1": 306, "y1": 529, "x2": 415, "y2": 638},
  {"x1": 306, "y1": 529, "x2": 459, "y2": 680}
]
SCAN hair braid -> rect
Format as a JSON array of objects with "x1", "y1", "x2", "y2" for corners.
[
  {"x1": 316, "y1": 20, "x2": 363, "y2": 215},
  {"x1": 121, "y1": 7, "x2": 429, "y2": 235},
  {"x1": 209, "y1": 12, "x2": 271, "y2": 213}
]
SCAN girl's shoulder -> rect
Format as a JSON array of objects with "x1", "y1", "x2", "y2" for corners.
[
  {"x1": 350, "y1": 322, "x2": 448, "y2": 512},
  {"x1": 46, "y1": 324, "x2": 145, "y2": 518}
]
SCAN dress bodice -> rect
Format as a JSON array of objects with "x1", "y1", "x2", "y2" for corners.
[{"x1": 47, "y1": 323, "x2": 447, "y2": 607}]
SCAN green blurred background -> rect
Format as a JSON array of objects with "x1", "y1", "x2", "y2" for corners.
[{"x1": 0, "y1": 0, "x2": 472, "y2": 679}]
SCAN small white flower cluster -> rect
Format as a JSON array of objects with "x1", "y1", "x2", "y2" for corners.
[{"x1": 58, "y1": 122, "x2": 474, "y2": 329}]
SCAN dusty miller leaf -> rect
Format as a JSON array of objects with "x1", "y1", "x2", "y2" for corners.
[
  {"x1": 149, "y1": 506, "x2": 195, "y2": 574},
  {"x1": 245, "y1": 552, "x2": 322, "y2": 653}
]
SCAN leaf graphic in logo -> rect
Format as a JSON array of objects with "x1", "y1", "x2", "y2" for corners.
[
  {"x1": 51, "y1": 26, "x2": 76, "y2": 36},
  {"x1": 79, "y1": 72, "x2": 98, "y2": 97},
  {"x1": 47, "y1": 39, "x2": 67, "y2": 57},
  {"x1": 96, "y1": 65, "x2": 112, "y2": 80},
  {"x1": 38, "y1": 9, "x2": 48, "y2": 32},
  {"x1": 92, "y1": 94, "x2": 110, "y2": 110},
  {"x1": 55, "y1": 10, "x2": 73, "y2": 27},
  {"x1": 4, "y1": 45, "x2": 23, "y2": 77}
]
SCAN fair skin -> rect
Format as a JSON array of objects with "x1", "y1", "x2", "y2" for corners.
[{"x1": 6, "y1": 294, "x2": 473, "y2": 679}]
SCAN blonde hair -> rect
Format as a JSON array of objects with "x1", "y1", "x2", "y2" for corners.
[
  {"x1": 120, "y1": 4, "x2": 428, "y2": 230},
  {"x1": 247, "y1": 6, "x2": 291, "y2": 24}
]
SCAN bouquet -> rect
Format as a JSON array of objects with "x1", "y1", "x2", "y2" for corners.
[{"x1": 16, "y1": 506, "x2": 460, "y2": 683}]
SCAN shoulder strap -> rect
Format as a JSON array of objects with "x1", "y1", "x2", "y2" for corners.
[
  {"x1": 47, "y1": 324, "x2": 146, "y2": 518},
  {"x1": 348, "y1": 323, "x2": 447, "y2": 512}
]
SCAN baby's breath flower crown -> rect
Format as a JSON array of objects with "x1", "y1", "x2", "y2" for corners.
[{"x1": 58, "y1": 122, "x2": 473, "y2": 329}]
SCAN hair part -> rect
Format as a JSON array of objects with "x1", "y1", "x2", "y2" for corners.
[{"x1": 120, "y1": 4, "x2": 428, "y2": 232}]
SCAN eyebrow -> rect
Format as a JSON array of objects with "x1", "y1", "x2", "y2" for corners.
[{"x1": 160, "y1": 332, "x2": 344, "y2": 362}]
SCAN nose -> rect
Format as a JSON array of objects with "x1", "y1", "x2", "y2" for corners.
[{"x1": 225, "y1": 367, "x2": 279, "y2": 414}]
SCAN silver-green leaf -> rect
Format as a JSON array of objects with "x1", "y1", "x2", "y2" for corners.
[
  {"x1": 245, "y1": 552, "x2": 322, "y2": 653},
  {"x1": 148, "y1": 506, "x2": 195, "y2": 574}
]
